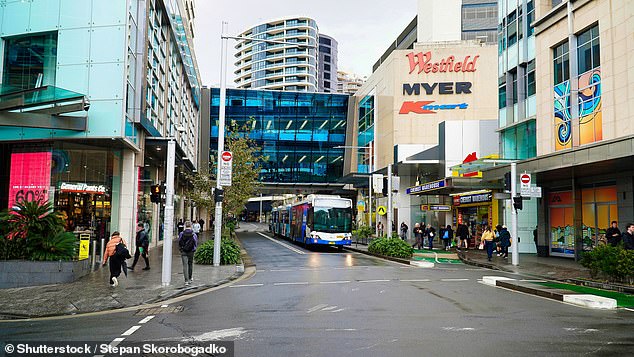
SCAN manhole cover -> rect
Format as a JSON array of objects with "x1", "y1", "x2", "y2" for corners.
[{"x1": 135, "y1": 305, "x2": 184, "y2": 316}]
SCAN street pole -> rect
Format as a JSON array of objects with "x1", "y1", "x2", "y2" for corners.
[
  {"x1": 259, "y1": 192, "x2": 263, "y2": 223},
  {"x1": 387, "y1": 163, "x2": 393, "y2": 238},
  {"x1": 162, "y1": 139, "x2": 175, "y2": 286},
  {"x1": 368, "y1": 146, "x2": 372, "y2": 231},
  {"x1": 510, "y1": 162, "x2": 519, "y2": 266},
  {"x1": 213, "y1": 22, "x2": 228, "y2": 267}
]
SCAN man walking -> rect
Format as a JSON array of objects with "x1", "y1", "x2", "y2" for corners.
[
  {"x1": 178, "y1": 221, "x2": 198, "y2": 286},
  {"x1": 622, "y1": 223, "x2": 634, "y2": 250},
  {"x1": 605, "y1": 221, "x2": 622, "y2": 246},
  {"x1": 130, "y1": 223, "x2": 150, "y2": 270},
  {"x1": 198, "y1": 217, "x2": 205, "y2": 232},
  {"x1": 192, "y1": 220, "x2": 201, "y2": 234}
]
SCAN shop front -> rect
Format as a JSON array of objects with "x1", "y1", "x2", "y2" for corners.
[{"x1": 452, "y1": 191, "x2": 498, "y2": 247}]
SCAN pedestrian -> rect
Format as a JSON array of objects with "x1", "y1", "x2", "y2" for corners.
[
  {"x1": 412, "y1": 223, "x2": 423, "y2": 250},
  {"x1": 426, "y1": 224, "x2": 436, "y2": 250},
  {"x1": 442, "y1": 225, "x2": 453, "y2": 250},
  {"x1": 481, "y1": 225, "x2": 495, "y2": 261},
  {"x1": 130, "y1": 223, "x2": 150, "y2": 271},
  {"x1": 177, "y1": 219, "x2": 185, "y2": 234},
  {"x1": 605, "y1": 221, "x2": 622, "y2": 246},
  {"x1": 497, "y1": 225, "x2": 511, "y2": 258},
  {"x1": 178, "y1": 221, "x2": 198, "y2": 286},
  {"x1": 533, "y1": 225, "x2": 538, "y2": 253},
  {"x1": 102, "y1": 231, "x2": 130, "y2": 287},
  {"x1": 400, "y1": 221, "x2": 409, "y2": 241},
  {"x1": 622, "y1": 223, "x2": 634, "y2": 250},
  {"x1": 198, "y1": 217, "x2": 205, "y2": 232},
  {"x1": 377, "y1": 222, "x2": 384, "y2": 237},
  {"x1": 192, "y1": 220, "x2": 201, "y2": 234}
]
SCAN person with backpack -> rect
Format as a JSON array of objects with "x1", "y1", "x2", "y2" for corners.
[
  {"x1": 497, "y1": 225, "x2": 511, "y2": 258},
  {"x1": 102, "y1": 231, "x2": 130, "y2": 287},
  {"x1": 442, "y1": 225, "x2": 453, "y2": 250},
  {"x1": 178, "y1": 221, "x2": 198, "y2": 286},
  {"x1": 130, "y1": 223, "x2": 150, "y2": 271}
]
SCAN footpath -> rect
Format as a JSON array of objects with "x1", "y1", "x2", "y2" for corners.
[
  {"x1": 0, "y1": 231, "x2": 243, "y2": 319},
  {"x1": 346, "y1": 241, "x2": 634, "y2": 310}
]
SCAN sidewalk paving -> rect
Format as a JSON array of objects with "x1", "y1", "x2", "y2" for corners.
[{"x1": 0, "y1": 231, "x2": 242, "y2": 319}]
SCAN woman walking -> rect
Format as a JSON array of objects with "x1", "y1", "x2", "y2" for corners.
[
  {"x1": 442, "y1": 225, "x2": 453, "y2": 250},
  {"x1": 412, "y1": 223, "x2": 423, "y2": 250},
  {"x1": 481, "y1": 225, "x2": 495, "y2": 261}
]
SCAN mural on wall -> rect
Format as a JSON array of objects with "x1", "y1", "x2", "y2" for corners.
[{"x1": 554, "y1": 68, "x2": 602, "y2": 150}]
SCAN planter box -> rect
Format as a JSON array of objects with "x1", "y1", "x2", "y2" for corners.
[{"x1": 0, "y1": 259, "x2": 91, "y2": 289}]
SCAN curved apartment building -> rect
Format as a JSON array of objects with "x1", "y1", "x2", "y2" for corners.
[{"x1": 234, "y1": 17, "x2": 319, "y2": 92}]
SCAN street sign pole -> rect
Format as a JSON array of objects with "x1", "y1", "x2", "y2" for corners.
[
  {"x1": 387, "y1": 163, "x2": 393, "y2": 238},
  {"x1": 214, "y1": 22, "x2": 229, "y2": 267},
  {"x1": 511, "y1": 162, "x2": 519, "y2": 266}
]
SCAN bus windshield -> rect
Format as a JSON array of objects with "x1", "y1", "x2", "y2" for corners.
[{"x1": 312, "y1": 206, "x2": 352, "y2": 233}]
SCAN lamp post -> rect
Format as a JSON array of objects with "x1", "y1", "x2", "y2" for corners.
[
  {"x1": 335, "y1": 145, "x2": 373, "y2": 231},
  {"x1": 216, "y1": 23, "x2": 317, "y2": 266}
]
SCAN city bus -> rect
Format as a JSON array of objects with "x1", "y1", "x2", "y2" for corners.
[
  {"x1": 271, "y1": 205, "x2": 291, "y2": 237},
  {"x1": 289, "y1": 195, "x2": 353, "y2": 249}
]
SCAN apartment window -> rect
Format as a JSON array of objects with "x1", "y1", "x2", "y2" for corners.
[
  {"x1": 324, "y1": 81, "x2": 330, "y2": 89},
  {"x1": 319, "y1": 37, "x2": 331, "y2": 45},
  {"x1": 498, "y1": 77, "x2": 507, "y2": 109},
  {"x1": 324, "y1": 63, "x2": 331, "y2": 71},
  {"x1": 553, "y1": 42, "x2": 570, "y2": 85},
  {"x1": 324, "y1": 55, "x2": 331, "y2": 63},
  {"x1": 2, "y1": 32, "x2": 58, "y2": 89},
  {"x1": 319, "y1": 45, "x2": 331, "y2": 54},
  {"x1": 507, "y1": 11, "x2": 517, "y2": 47},
  {"x1": 324, "y1": 73, "x2": 330, "y2": 80},
  {"x1": 526, "y1": 0, "x2": 535, "y2": 36},
  {"x1": 525, "y1": 60, "x2": 536, "y2": 97},
  {"x1": 577, "y1": 24, "x2": 600, "y2": 75}
]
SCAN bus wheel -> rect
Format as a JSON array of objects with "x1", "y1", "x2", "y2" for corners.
[{"x1": 337, "y1": 246, "x2": 344, "y2": 252}]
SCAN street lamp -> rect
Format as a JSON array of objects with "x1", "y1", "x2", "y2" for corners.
[
  {"x1": 215, "y1": 23, "x2": 317, "y2": 266},
  {"x1": 335, "y1": 145, "x2": 375, "y2": 235}
]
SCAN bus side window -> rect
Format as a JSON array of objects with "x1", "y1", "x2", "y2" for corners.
[{"x1": 307, "y1": 208, "x2": 314, "y2": 230}]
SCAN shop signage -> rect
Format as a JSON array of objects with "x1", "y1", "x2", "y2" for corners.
[
  {"x1": 407, "y1": 179, "x2": 446, "y2": 194},
  {"x1": 60, "y1": 182, "x2": 107, "y2": 194},
  {"x1": 403, "y1": 82, "x2": 472, "y2": 96},
  {"x1": 357, "y1": 200, "x2": 366, "y2": 212},
  {"x1": 407, "y1": 51, "x2": 480, "y2": 74},
  {"x1": 453, "y1": 192, "x2": 492, "y2": 206},
  {"x1": 8, "y1": 151, "x2": 52, "y2": 208},
  {"x1": 399, "y1": 101, "x2": 468, "y2": 114},
  {"x1": 421, "y1": 204, "x2": 452, "y2": 211}
]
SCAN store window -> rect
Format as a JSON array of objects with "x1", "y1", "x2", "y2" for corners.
[
  {"x1": 581, "y1": 185, "x2": 617, "y2": 251},
  {"x1": 2, "y1": 32, "x2": 58, "y2": 89},
  {"x1": 548, "y1": 191, "x2": 574, "y2": 257}
]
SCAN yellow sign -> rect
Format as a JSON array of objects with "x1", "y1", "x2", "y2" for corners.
[
  {"x1": 377, "y1": 206, "x2": 387, "y2": 216},
  {"x1": 78, "y1": 233, "x2": 90, "y2": 260}
]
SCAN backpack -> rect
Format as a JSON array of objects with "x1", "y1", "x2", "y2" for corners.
[
  {"x1": 179, "y1": 231, "x2": 195, "y2": 252},
  {"x1": 115, "y1": 242, "x2": 131, "y2": 259},
  {"x1": 443, "y1": 230, "x2": 449, "y2": 239}
]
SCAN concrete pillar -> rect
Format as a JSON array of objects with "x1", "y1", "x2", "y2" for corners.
[{"x1": 114, "y1": 150, "x2": 137, "y2": 248}]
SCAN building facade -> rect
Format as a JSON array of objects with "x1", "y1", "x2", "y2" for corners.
[
  {"x1": 233, "y1": 17, "x2": 320, "y2": 92},
  {"x1": 317, "y1": 34, "x2": 338, "y2": 93},
  {"x1": 0, "y1": 0, "x2": 201, "y2": 249},
  {"x1": 207, "y1": 87, "x2": 349, "y2": 192},
  {"x1": 336, "y1": 70, "x2": 365, "y2": 95}
]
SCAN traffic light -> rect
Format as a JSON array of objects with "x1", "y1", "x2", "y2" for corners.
[
  {"x1": 150, "y1": 184, "x2": 161, "y2": 203},
  {"x1": 513, "y1": 195, "x2": 523, "y2": 210},
  {"x1": 214, "y1": 188, "x2": 224, "y2": 202},
  {"x1": 504, "y1": 172, "x2": 511, "y2": 192}
]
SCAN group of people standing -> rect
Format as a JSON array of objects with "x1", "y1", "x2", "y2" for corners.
[
  {"x1": 604, "y1": 221, "x2": 634, "y2": 250},
  {"x1": 481, "y1": 225, "x2": 512, "y2": 261},
  {"x1": 410, "y1": 223, "x2": 438, "y2": 250}
]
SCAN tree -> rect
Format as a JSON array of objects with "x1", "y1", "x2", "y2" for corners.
[{"x1": 187, "y1": 120, "x2": 264, "y2": 222}]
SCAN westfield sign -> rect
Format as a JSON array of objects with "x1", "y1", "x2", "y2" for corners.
[{"x1": 406, "y1": 51, "x2": 480, "y2": 74}]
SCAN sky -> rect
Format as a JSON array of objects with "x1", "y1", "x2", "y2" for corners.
[{"x1": 193, "y1": 0, "x2": 418, "y2": 87}]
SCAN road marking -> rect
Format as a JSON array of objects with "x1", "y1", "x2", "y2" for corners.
[
  {"x1": 110, "y1": 337, "x2": 125, "y2": 347},
  {"x1": 273, "y1": 282, "x2": 309, "y2": 286},
  {"x1": 121, "y1": 325, "x2": 142, "y2": 336},
  {"x1": 138, "y1": 315, "x2": 154, "y2": 324},
  {"x1": 230, "y1": 283, "x2": 264, "y2": 288},
  {"x1": 270, "y1": 269, "x2": 293, "y2": 272},
  {"x1": 319, "y1": 280, "x2": 350, "y2": 284},
  {"x1": 190, "y1": 328, "x2": 247, "y2": 341},
  {"x1": 465, "y1": 268, "x2": 487, "y2": 271},
  {"x1": 400, "y1": 279, "x2": 431, "y2": 282},
  {"x1": 331, "y1": 308, "x2": 345, "y2": 313},
  {"x1": 161, "y1": 304, "x2": 169, "y2": 308},
  {"x1": 325, "y1": 328, "x2": 356, "y2": 331},
  {"x1": 257, "y1": 232, "x2": 306, "y2": 254},
  {"x1": 321, "y1": 306, "x2": 338, "y2": 311},
  {"x1": 307, "y1": 304, "x2": 328, "y2": 313},
  {"x1": 440, "y1": 278, "x2": 470, "y2": 282},
  {"x1": 443, "y1": 327, "x2": 475, "y2": 331},
  {"x1": 358, "y1": 279, "x2": 390, "y2": 283}
]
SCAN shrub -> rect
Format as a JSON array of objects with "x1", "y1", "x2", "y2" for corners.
[
  {"x1": 353, "y1": 225, "x2": 373, "y2": 240},
  {"x1": 368, "y1": 237, "x2": 413, "y2": 259},
  {"x1": 581, "y1": 244, "x2": 634, "y2": 283},
  {"x1": 194, "y1": 238, "x2": 242, "y2": 265},
  {"x1": 27, "y1": 231, "x2": 78, "y2": 261}
]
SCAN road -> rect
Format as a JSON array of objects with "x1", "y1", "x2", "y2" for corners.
[{"x1": 1, "y1": 231, "x2": 633, "y2": 356}]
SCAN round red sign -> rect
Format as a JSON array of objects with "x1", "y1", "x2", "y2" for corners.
[
  {"x1": 221, "y1": 151, "x2": 232, "y2": 161},
  {"x1": 520, "y1": 174, "x2": 530, "y2": 184}
]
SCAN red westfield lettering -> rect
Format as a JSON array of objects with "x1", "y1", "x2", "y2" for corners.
[{"x1": 407, "y1": 51, "x2": 479, "y2": 74}]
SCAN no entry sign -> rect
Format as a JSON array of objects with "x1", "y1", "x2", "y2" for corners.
[{"x1": 520, "y1": 173, "x2": 531, "y2": 189}]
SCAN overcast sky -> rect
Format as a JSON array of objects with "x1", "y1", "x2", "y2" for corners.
[{"x1": 193, "y1": 0, "x2": 418, "y2": 87}]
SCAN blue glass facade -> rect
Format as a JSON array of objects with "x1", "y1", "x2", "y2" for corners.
[{"x1": 210, "y1": 88, "x2": 348, "y2": 183}]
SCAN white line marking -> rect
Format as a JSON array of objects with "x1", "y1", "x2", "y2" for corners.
[
  {"x1": 400, "y1": 279, "x2": 431, "y2": 282},
  {"x1": 331, "y1": 308, "x2": 345, "y2": 313},
  {"x1": 190, "y1": 328, "x2": 247, "y2": 341},
  {"x1": 160, "y1": 304, "x2": 169, "y2": 308},
  {"x1": 110, "y1": 337, "x2": 125, "y2": 347},
  {"x1": 358, "y1": 279, "x2": 390, "y2": 283},
  {"x1": 321, "y1": 306, "x2": 338, "y2": 311},
  {"x1": 443, "y1": 327, "x2": 475, "y2": 331},
  {"x1": 325, "y1": 328, "x2": 356, "y2": 331},
  {"x1": 307, "y1": 304, "x2": 328, "y2": 313},
  {"x1": 441, "y1": 278, "x2": 470, "y2": 282},
  {"x1": 257, "y1": 232, "x2": 306, "y2": 254},
  {"x1": 273, "y1": 282, "x2": 309, "y2": 286},
  {"x1": 138, "y1": 315, "x2": 154, "y2": 324},
  {"x1": 319, "y1": 280, "x2": 350, "y2": 284},
  {"x1": 270, "y1": 269, "x2": 293, "y2": 272},
  {"x1": 465, "y1": 268, "x2": 487, "y2": 271},
  {"x1": 121, "y1": 325, "x2": 142, "y2": 336},
  {"x1": 230, "y1": 283, "x2": 264, "y2": 288}
]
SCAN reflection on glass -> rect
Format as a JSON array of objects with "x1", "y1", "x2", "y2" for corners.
[{"x1": 313, "y1": 206, "x2": 352, "y2": 233}]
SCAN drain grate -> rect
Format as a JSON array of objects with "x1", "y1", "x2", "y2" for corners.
[{"x1": 135, "y1": 305, "x2": 184, "y2": 316}]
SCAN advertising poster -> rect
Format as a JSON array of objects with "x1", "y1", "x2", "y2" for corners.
[{"x1": 8, "y1": 151, "x2": 52, "y2": 209}]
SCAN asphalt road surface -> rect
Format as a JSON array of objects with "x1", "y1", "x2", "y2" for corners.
[{"x1": 1, "y1": 231, "x2": 632, "y2": 357}]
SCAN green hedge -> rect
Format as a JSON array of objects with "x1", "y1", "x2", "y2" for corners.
[
  {"x1": 194, "y1": 238, "x2": 242, "y2": 265},
  {"x1": 581, "y1": 244, "x2": 634, "y2": 283},
  {"x1": 368, "y1": 237, "x2": 413, "y2": 259}
]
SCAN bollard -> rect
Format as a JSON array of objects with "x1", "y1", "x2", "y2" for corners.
[
  {"x1": 100, "y1": 238, "x2": 105, "y2": 266},
  {"x1": 91, "y1": 240, "x2": 97, "y2": 270}
]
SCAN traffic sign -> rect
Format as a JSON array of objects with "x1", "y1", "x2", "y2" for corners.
[
  {"x1": 219, "y1": 151, "x2": 232, "y2": 186},
  {"x1": 520, "y1": 173, "x2": 531, "y2": 189},
  {"x1": 377, "y1": 205, "x2": 387, "y2": 216}
]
